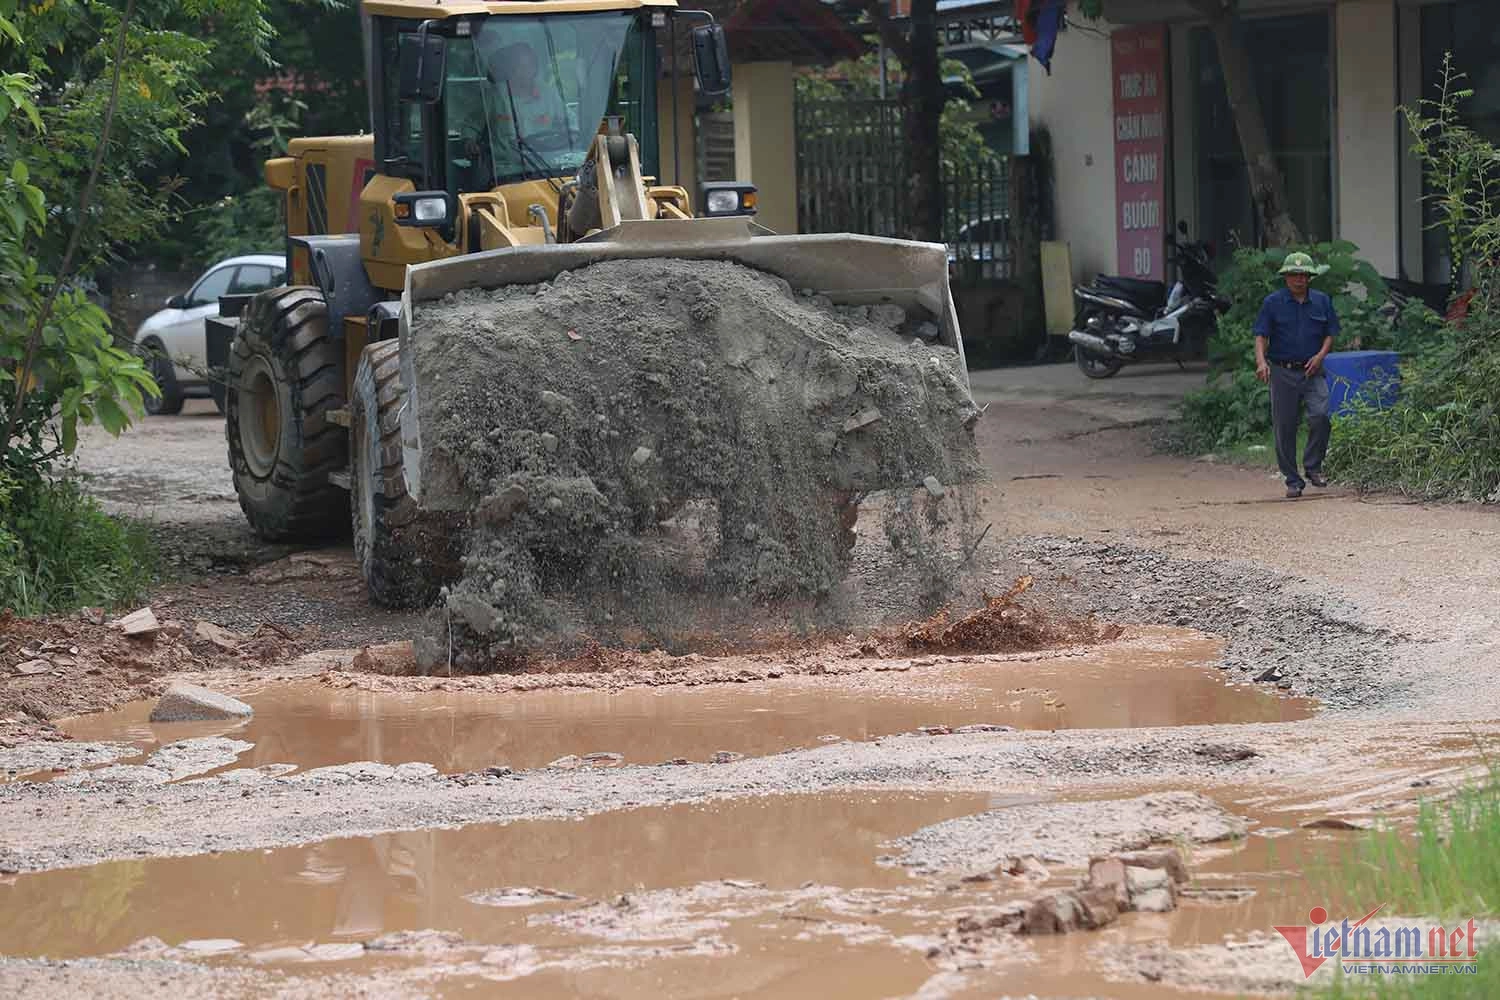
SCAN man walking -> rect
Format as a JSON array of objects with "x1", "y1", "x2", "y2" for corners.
[{"x1": 1254, "y1": 252, "x2": 1339, "y2": 499}]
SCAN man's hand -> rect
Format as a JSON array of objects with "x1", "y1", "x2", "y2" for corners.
[
  {"x1": 1304, "y1": 354, "x2": 1325, "y2": 377},
  {"x1": 1256, "y1": 359, "x2": 1270, "y2": 383}
]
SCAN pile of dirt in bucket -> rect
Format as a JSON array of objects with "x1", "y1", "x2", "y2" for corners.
[
  {"x1": 409, "y1": 258, "x2": 984, "y2": 670},
  {"x1": 904, "y1": 577, "x2": 1123, "y2": 654}
]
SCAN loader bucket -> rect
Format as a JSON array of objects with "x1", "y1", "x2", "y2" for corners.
[{"x1": 397, "y1": 217, "x2": 974, "y2": 511}]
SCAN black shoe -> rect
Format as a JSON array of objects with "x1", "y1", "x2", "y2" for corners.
[
  {"x1": 1286, "y1": 485, "x2": 1303, "y2": 499},
  {"x1": 1306, "y1": 471, "x2": 1328, "y2": 488}
]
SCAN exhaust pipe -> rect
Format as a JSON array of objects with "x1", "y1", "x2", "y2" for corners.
[{"x1": 1068, "y1": 329, "x2": 1119, "y2": 356}]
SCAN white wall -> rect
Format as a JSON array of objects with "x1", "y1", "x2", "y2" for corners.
[
  {"x1": 1029, "y1": 2, "x2": 1118, "y2": 283},
  {"x1": 1334, "y1": 0, "x2": 1398, "y2": 274}
]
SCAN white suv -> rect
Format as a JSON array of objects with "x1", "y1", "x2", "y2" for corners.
[{"x1": 134, "y1": 253, "x2": 286, "y2": 414}]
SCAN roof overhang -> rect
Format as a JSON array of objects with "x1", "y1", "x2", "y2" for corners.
[{"x1": 363, "y1": 0, "x2": 678, "y2": 19}]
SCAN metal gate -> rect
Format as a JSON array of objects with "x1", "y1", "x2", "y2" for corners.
[
  {"x1": 795, "y1": 98, "x2": 907, "y2": 239},
  {"x1": 794, "y1": 96, "x2": 1013, "y2": 280}
]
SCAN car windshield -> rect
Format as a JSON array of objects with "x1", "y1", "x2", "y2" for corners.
[{"x1": 445, "y1": 13, "x2": 637, "y2": 189}]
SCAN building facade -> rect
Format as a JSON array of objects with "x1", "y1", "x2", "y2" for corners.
[{"x1": 1030, "y1": 0, "x2": 1500, "y2": 289}]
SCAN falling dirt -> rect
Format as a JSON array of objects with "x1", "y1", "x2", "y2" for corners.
[
  {"x1": 411, "y1": 258, "x2": 982, "y2": 666},
  {"x1": 57, "y1": 631, "x2": 1313, "y2": 776},
  {"x1": 904, "y1": 574, "x2": 1121, "y2": 652}
]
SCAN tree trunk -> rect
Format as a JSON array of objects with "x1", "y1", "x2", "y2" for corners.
[
  {"x1": 1195, "y1": 1, "x2": 1303, "y2": 245},
  {"x1": 904, "y1": 0, "x2": 943, "y2": 242}
]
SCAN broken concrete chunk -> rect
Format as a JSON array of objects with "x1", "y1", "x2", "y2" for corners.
[
  {"x1": 1087, "y1": 857, "x2": 1130, "y2": 908},
  {"x1": 1125, "y1": 865, "x2": 1173, "y2": 896},
  {"x1": 1302, "y1": 817, "x2": 1369, "y2": 831},
  {"x1": 1131, "y1": 887, "x2": 1176, "y2": 913},
  {"x1": 841, "y1": 406, "x2": 883, "y2": 434},
  {"x1": 1020, "y1": 891, "x2": 1084, "y2": 935},
  {"x1": 302, "y1": 942, "x2": 365, "y2": 962},
  {"x1": 630, "y1": 446, "x2": 653, "y2": 466},
  {"x1": 115, "y1": 607, "x2": 160, "y2": 637},
  {"x1": 1001, "y1": 855, "x2": 1050, "y2": 880},
  {"x1": 721, "y1": 879, "x2": 765, "y2": 890},
  {"x1": 179, "y1": 939, "x2": 243, "y2": 955},
  {"x1": 539, "y1": 432, "x2": 559, "y2": 453},
  {"x1": 13, "y1": 659, "x2": 51, "y2": 676},
  {"x1": 1073, "y1": 885, "x2": 1122, "y2": 929},
  {"x1": 581, "y1": 752, "x2": 623, "y2": 767},
  {"x1": 922, "y1": 475, "x2": 947, "y2": 498},
  {"x1": 194, "y1": 621, "x2": 246, "y2": 653},
  {"x1": 1113, "y1": 848, "x2": 1190, "y2": 885},
  {"x1": 538, "y1": 389, "x2": 569, "y2": 410},
  {"x1": 148, "y1": 683, "x2": 254, "y2": 723}
]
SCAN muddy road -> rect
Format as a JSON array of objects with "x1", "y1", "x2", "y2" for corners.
[{"x1": 3, "y1": 364, "x2": 1498, "y2": 997}]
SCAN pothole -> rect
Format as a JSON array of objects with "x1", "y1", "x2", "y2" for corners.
[{"x1": 57, "y1": 630, "x2": 1313, "y2": 776}]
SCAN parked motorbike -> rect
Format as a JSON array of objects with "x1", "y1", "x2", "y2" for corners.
[{"x1": 1067, "y1": 223, "x2": 1231, "y2": 379}]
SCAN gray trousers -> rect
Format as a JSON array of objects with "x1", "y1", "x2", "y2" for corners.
[{"x1": 1269, "y1": 364, "x2": 1331, "y2": 488}]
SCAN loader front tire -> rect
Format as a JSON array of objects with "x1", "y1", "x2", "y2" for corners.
[
  {"x1": 226, "y1": 287, "x2": 348, "y2": 542},
  {"x1": 351, "y1": 340, "x2": 456, "y2": 608}
]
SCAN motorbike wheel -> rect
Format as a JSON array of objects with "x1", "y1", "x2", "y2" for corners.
[{"x1": 1074, "y1": 343, "x2": 1125, "y2": 380}]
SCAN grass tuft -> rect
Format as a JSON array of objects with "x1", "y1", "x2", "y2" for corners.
[{"x1": 0, "y1": 470, "x2": 155, "y2": 617}]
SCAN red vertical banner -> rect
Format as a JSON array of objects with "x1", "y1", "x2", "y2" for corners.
[{"x1": 1112, "y1": 24, "x2": 1167, "y2": 281}]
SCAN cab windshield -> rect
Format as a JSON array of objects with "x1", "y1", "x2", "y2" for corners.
[{"x1": 444, "y1": 13, "x2": 639, "y2": 190}]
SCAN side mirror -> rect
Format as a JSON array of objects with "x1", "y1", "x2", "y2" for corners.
[
  {"x1": 398, "y1": 23, "x2": 447, "y2": 104},
  {"x1": 691, "y1": 24, "x2": 732, "y2": 97},
  {"x1": 1177, "y1": 220, "x2": 1189, "y2": 236},
  {"x1": 166, "y1": 294, "x2": 188, "y2": 310}
]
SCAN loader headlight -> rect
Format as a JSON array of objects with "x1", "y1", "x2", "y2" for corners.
[
  {"x1": 393, "y1": 191, "x2": 457, "y2": 236},
  {"x1": 701, "y1": 181, "x2": 757, "y2": 218}
]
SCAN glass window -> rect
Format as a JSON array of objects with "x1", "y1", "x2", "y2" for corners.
[
  {"x1": 229, "y1": 265, "x2": 278, "y2": 293},
  {"x1": 382, "y1": 25, "x2": 429, "y2": 180},
  {"x1": 1193, "y1": 14, "x2": 1332, "y2": 256},
  {"x1": 188, "y1": 266, "x2": 237, "y2": 307},
  {"x1": 443, "y1": 12, "x2": 646, "y2": 191}
]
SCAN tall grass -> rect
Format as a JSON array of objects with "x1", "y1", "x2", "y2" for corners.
[{"x1": 1304, "y1": 771, "x2": 1500, "y2": 998}]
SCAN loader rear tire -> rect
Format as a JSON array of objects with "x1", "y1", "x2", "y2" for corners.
[
  {"x1": 350, "y1": 340, "x2": 457, "y2": 608},
  {"x1": 226, "y1": 287, "x2": 348, "y2": 542}
]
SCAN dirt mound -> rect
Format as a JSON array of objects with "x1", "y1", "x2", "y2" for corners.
[
  {"x1": 905, "y1": 577, "x2": 1122, "y2": 653},
  {"x1": 412, "y1": 258, "x2": 983, "y2": 669}
]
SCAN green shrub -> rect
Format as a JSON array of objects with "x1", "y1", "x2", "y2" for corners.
[
  {"x1": 0, "y1": 469, "x2": 154, "y2": 616},
  {"x1": 1329, "y1": 314, "x2": 1500, "y2": 500},
  {"x1": 1326, "y1": 57, "x2": 1500, "y2": 500}
]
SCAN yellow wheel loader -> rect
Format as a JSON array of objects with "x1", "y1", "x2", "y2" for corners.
[{"x1": 210, "y1": 0, "x2": 974, "y2": 609}]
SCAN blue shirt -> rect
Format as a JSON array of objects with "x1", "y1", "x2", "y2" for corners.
[{"x1": 1253, "y1": 287, "x2": 1340, "y2": 362}]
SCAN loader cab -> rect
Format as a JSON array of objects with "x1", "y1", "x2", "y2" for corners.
[{"x1": 369, "y1": 9, "x2": 661, "y2": 201}]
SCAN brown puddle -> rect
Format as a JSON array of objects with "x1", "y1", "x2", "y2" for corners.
[
  {"x1": 0, "y1": 773, "x2": 1451, "y2": 999},
  {"x1": 0, "y1": 791, "x2": 993, "y2": 960},
  {"x1": 61, "y1": 630, "x2": 1312, "y2": 775}
]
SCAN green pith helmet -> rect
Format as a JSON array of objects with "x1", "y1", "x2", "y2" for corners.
[{"x1": 1279, "y1": 251, "x2": 1329, "y2": 276}]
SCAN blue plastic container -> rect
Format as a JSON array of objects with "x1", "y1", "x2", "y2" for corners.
[{"x1": 1323, "y1": 350, "x2": 1400, "y2": 416}]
